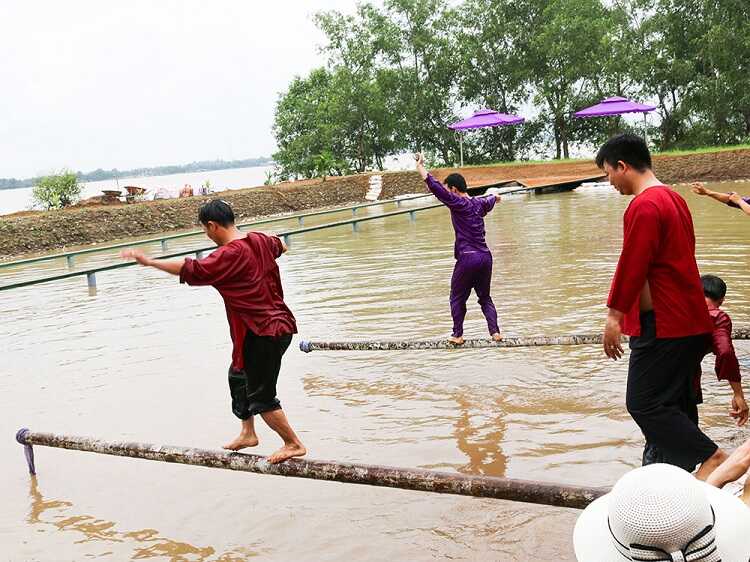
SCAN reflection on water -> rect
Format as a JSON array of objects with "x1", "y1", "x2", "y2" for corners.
[
  {"x1": 27, "y1": 477, "x2": 262, "y2": 561},
  {"x1": 3, "y1": 181, "x2": 750, "y2": 561}
]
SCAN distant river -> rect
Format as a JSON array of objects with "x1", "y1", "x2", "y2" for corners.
[{"x1": 0, "y1": 165, "x2": 275, "y2": 216}]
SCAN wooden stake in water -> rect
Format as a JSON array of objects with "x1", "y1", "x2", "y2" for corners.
[{"x1": 15, "y1": 429, "x2": 605, "y2": 510}]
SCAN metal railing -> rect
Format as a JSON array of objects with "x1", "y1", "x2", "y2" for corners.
[
  {"x1": 0, "y1": 193, "x2": 435, "y2": 270},
  {"x1": 0, "y1": 201, "x2": 444, "y2": 292}
]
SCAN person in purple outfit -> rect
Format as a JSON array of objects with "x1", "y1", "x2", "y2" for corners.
[
  {"x1": 692, "y1": 182, "x2": 750, "y2": 215},
  {"x1": 415, "y1": 153, "x2": 503, "y2": 345}
]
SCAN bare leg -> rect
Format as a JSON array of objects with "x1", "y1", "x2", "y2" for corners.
[
  {"x1": 261, "y1": 408, "x2": 306, "y2": 463},
  {"x1": 695, "y1": 448, "x2": 729, "y2": 481},
  {"x1": 223, "y1": 417, "x2": 259, "y2": 451}
]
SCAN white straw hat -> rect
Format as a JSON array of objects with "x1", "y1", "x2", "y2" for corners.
[{"x1": 574, "y1": 464, "x2": 750, "y2": 561}]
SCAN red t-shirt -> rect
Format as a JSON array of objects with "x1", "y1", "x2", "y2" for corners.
[
  {"x1": 607, "y1": 186, "x2": 712, "y2": 337},
  {"x1": 179, "y1": 232, "x2": 297, "y2": 369}
]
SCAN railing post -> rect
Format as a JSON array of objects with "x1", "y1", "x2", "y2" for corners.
[
  {"x1": 352, "y1": 207, "x2": 358, "y2": 217},
  {"x1": 352, "y1": 221, "x2": 359, "y2": 232},
  {"x1": 196, "y1": 251, "x2": 204, "y2": 259},
  {"x1": 86, "y1": 272, "x2": 96, "y2": 290},
  {"x1": 283, "y1": 235, "x2": 291, "y2": 248},
  {"x1": 396, "y1": 200, "x2": 402, "y2": 208},
  {"x1": 66, "y1": 255, "x2": 75, "y2": 268},
  {"x1": 161, "y1": 240, "x2": 168, "y2": 252},
  {"x1": 298, "y1": 216, "x2": 304, "y2": 226},
  {"x1": 409, "y1": 210, "x2": 416, "y2": 222}
]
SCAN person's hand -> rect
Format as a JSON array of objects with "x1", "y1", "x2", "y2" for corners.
[
  {"x1": 731, "y1": 393, "x2": 749, "y2": 426},
  {"x1": 121, "y1": 249, "x2": 152, "y2": 266},
  {"x1": 728, "y1": 192, "x2": 742, "y2": 205},
  {"x1": 691, "y1": 182, "x2": 709, "y2": 196},
  {"x1": 603, "y1": 314, "x2": 624, "y2": 360},
  {"x1": 414, "y1": 152, "x2": 425, "y2": 167},
  {"x1": 495, "y1": 194, "x2": 502, "y2": 202}
]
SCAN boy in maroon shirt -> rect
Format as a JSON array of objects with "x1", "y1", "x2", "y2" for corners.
[
  {"x1": 122, "y1": 200, "x2": 306, "y2": 464},
  {"x1": 696, "y1": 275, "x2": 748, "y2": 426},
  {"x1": 599, "y1": 134, "x2": 726, "y2": 478}
]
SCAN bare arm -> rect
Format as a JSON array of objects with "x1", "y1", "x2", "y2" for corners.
[
  {"x1": 121, "y1": 249, "x2": 184, "y2": 276},
  {"x1": 692, "y1": 182, "x2": 731, "y2": 204}
]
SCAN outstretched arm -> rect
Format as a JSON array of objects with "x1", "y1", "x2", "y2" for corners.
[
  {"x1": 415, "y1": 152, "x2": 462, "y2": 208},
  {"x1": 693, "y1": 182, "x2": 750, "y2": 215},
  {"x1": 121, "y1": 249, "x2": 184, "y2": 276},
  {"x1": 692, "y1": 182, "x2": 731, "y2": 204}
]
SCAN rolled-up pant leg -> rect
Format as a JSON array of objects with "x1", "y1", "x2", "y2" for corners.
[
  {"x1": 228, "y1": 367, "x2": 250, "y2": 420},
  {"x1": 472, "y1": 253, "x2": 499, "y2": 335},
  {"x1": 227, "y1": 331, "x2": 293, "y2": 419}
]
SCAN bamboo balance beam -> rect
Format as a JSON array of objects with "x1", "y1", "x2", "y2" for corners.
[
  {"x1": 299, "y1": 328, "x2": 750, "y2": 352},
  {"x1": 15, "y1": 429, "x2": 605, "y2": 510}
]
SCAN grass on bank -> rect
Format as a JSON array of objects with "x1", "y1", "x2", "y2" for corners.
[{"x1": 438, "y1": 143, "x2": 750, "y2": 171}]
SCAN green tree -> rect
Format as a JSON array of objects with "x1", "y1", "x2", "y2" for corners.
[
  {"x1": 454, "y1": 0, "x2": 541, "y2": 162},
  {"x1": 522, "y1": 0, "x2": 613, "y2": 158},
  {"x1": 32, "y1": 170, "x2": 82, "y2": 210}
]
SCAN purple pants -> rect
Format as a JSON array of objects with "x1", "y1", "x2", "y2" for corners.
[{"x1": 450, "y1": 251, "x2": 499, "y2": 337}]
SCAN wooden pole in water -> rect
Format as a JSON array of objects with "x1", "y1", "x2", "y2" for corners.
[
  {"x1": 15, "y1": 429, "x2": 605, "y2": 510},
  {"x1": 300, "y1": 329, "x2": 750, "y2": 352}
]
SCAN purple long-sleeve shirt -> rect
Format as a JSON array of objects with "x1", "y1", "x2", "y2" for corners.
[{"x1": 425, "y1": 174, "x2": 497, "y2": 258}]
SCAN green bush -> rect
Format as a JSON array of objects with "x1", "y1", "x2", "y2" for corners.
[{"x1": 32, "y1": 171, "x2": 82, "y2": 210}]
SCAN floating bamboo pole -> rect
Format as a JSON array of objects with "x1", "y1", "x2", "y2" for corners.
[
  {"x1": 300, "y1": 328, "x2": 750, "y2": 352},
  {"x1": 15, "y1": 429, "x2": 604, "y2": 510}
]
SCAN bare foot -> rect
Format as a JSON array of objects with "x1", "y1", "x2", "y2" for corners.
[
  {"x1": 491, "y1": 332, "x2": 503, "y2": 342},
  {"x1": 268, "y1": 442, "x2": 307, "y2": 464},
  {"x1": 222, "y1": 434, "x2": 259, "y2": 451},
  {"x1": 448, "y1": 336, "x2": 465, "y2": 345}
]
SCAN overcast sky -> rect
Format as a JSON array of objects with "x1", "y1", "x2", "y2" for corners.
[{"x1": 0, "y1": 1, "x2": 363, "y2": 178}]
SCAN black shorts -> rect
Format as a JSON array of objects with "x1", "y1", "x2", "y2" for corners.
[
  {"x1": 626, "y1": 311, "x2": 716, "y2": 472},
  {"x1": 227, "y1": 330, "x2": 293, "y2": 419}
]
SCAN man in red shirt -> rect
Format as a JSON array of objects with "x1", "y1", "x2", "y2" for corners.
[
  {"x1": 599, "y1": 134, "x2": 726, "y2": 478},
  {"x1": 122, "y1": 200, "x2": 306, "y2": 463}
]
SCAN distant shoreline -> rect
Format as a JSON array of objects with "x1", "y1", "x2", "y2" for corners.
[{"x1": 0, "y1": 157, "x2": 274, "y2": 191}]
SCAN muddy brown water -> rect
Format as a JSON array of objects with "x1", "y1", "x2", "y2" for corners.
[{"x1": 3, "y1": 182, "x2": 750, "y2": 561}]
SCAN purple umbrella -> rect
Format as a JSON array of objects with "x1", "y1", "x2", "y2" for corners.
[
  {"x1": 448, "y1": 109, "x2": 525, "y2": 167},
  {"x1": 573, "y1": 96, "x2": 656, "y2": 143},
  {"x1": 573, "y1": 96, "x2": 656, "y2": 118}
]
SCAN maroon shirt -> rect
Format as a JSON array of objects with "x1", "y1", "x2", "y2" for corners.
[
  {"x1": 180, "y1": 232, "x2": 297, "y2": 370},
  {"x1": 694, "y1": 304, "x2": 742, "y2": 403},
  {"x1": 607, "y1": 186, "x2": 712, "y2": 337}
]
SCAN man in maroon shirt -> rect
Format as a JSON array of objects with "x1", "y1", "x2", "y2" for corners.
[
  {"x1": 599, "y1": 134, "x2": 726, "y2": 478},
  {"x1": 122, "y1": 200, "x2": 306, "y2": 464}
]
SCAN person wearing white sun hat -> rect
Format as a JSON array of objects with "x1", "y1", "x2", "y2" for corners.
[{"x1": 573, "y1": 464, "x2": 750, "y2": 562}]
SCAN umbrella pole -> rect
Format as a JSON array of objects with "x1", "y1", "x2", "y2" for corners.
[
  {"x1": 460, "y1": 132, "x2": 464, "y2": 167},
  {"x1": 643, "y1": 113, "x2": 648, "y2": 145}
]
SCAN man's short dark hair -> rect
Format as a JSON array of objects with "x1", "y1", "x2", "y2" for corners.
[
  {"x1": 595, "y1": 134, "x2": 652, "y2": 172},
  {"x1": 445, "y1": 173, "x2": 467, "y2": 193},
  {"x1": 198, "y1": 199, "x2": 235, "y2": 227},
  {"x1": 701, "y1": 274, "x2": 727, "y2": 301}
]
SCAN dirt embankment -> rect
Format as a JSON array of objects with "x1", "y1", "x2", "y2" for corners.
[{"x1": 2, "y1": 148, "x2": 749, "y2": 260}]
